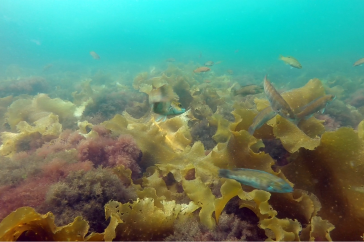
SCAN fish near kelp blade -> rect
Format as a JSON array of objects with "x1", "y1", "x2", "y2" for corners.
[
  {"x1": 263, "y1": 76, "x2": 296, "y2": 119},
  {"x1": 152, "y1": 101, "x2": 186, "y2": 122},
  {"x1": 219, "y1": 168, "x2": 293, "y2": 193},
  {"x1": 296, "y1": 95, "x2": 336, "y2": 122},
  {"x1": 248, "y1": 106, "x2": 276, "y2": 135}
]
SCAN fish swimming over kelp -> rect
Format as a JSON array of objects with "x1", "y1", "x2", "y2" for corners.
[
  {"x1": 233, "y1": 84, "x2": 264, "y2": 96},
  {"x1": 166, "y1": 58, "x2": 176, "y2": 62},
  {"x1": 279, "y1": 55, "x2": 302, "y2": 69},
  {"x1": 204, "y1": 61, "x2": 214, "y2": 66},
  {"x1": 152, "y1": 101, "x2": 186, "y2": 122},
  {"x1": 193, "y1": 67, "x2": 210, "y2": 73},
  {"x1": 148, "y1": 84, "x2": 185, "y2": 121},
  {"x1": 264, "y1": 76, "x2": 296, "y2": 119},
  {"x1": 90, "y1": 51, "x2": 100, "y2": 60},
  {"x1": 296, "y1": 94, "x2": 336, "y2": 121},
  {"x1": 219, "y1": 168, "x2": 293, "y2": 193},
  {"x1": 248, "y1": 106, "x2": 276, "y2": 135},
  {"x1": 354, "y1": 58, "x2": 364, "y2": 66}
]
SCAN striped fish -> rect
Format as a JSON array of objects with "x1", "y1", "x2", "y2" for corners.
[
  {"x1": 263, "y1": 76, "x2": 296, "y2": 120},
  {"x1": 219, "y1": 168, "x2": 293, "y2": 193},
  {"x1": 296, "y1": 94, "x2": 336, "y2": 121},
  {"x1": 248, "y1": 106, "x2": 276, "y2": 135}
]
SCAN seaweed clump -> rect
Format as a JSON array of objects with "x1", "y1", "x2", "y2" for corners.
[
  {"x1": 77, "y1": 126, "x2": 143, "y2": 178},
  {"x1": 42, "y1": 168, "x2": 137, "y2": 233},
  {"x1": 165, "y1": 211, "x2": 265, "y2": 241}
]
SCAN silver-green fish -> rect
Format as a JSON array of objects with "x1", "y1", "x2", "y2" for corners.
[
  {"x1": 219, "y1": 168, "x2": 293, "y2": 193},
  {"x1": 153, "y1": 101, "x2": 186, "y2": 122},
  {"x1": 248, "y1": 106, "x2": 276, "y2": 135}
]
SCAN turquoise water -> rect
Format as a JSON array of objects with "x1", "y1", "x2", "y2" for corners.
[{"x1": 1, "y1": 0, "x2": 364, "y2": 80}]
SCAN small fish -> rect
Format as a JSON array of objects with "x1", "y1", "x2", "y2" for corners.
[
  {"x1": 42, "y1": 64, "x2": 53, "y2": 72},
  {"x1": 166, "y1": 58, "x2": 175, "y2": 62},
  {"x1": 233, "y1": 84, "x2": 264, "y2": 96},
  {"x1": 235, "y1": 49, "x2": 240, "y2": 53},
  {"x1": 264, "y1": 76, "x2": 296, "y2": 120},
  {"x1": 90, "y1": 51, "x2": 100, "y2": 60},
  {"x1": 204, "y1": 61, "x2": 214, "y2": 66},
  {"x1": 215, "y1": 61, "x2": 223, "y2": 65},
  {"x1": 149, "y1": 84, "x2": 175, "y2": 103},
  {"x1": 354, "y1": 58, "x2": 364, "y2": 66},
  {"x1": 153, "y1": 101, "x2": 186, "y2": 122},
  {"x1": 193, "y1": 67, "x2": 210, "y2": 73},
  {"x1": 279, "y1": 55, "x2": 302, "y2": 69},
  {"x1": 204, "y1": 80, "x2": 211, "y2": 83},
  {"x1": 296, "y1": 94, "x2": 336, "y2": 121},
  {"x1": 227, "y1": 69, "x2": 234, "y2": 75},
  {"x1": 248, "y1": 106, "x2": 276, "y2": 135},
  {"x1": 219, "y1": 168, "x2": 293, "y2": 193}
]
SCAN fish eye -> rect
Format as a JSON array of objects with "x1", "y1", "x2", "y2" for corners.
[{"x1": 178, "y1": 103, "x2": 182, "y2": 107}]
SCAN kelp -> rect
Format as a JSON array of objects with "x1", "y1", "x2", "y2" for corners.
[{"x1": 1, "y1": 73, "x2": 359, "y2": 241}]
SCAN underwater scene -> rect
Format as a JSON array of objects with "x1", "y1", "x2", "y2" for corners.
[{"x1": 1, "y1": 0, "x2": 364, "y2": 241}]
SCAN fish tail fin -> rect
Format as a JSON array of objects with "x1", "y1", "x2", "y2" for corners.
[
  {"x1": 248, "y1": 126, "x2": 255, "y2": 135},
  {"x1": 218, "y1": 169, "x2": 231, "y2": 179},
  {"x1": 155, "y1": 114, "x2": 167, "y2": 122},
  {"x1": 149, "y1": 84, "x2": 174, "y2": 103}
]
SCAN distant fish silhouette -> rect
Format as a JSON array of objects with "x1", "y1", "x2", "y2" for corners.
[
  {"x1": 90, "y1": 51, "x2": 100, "y2": 60},
  {"x1": 354, "y1": 58, "x2": 364, "y2": 66},
  {"x1": 279, "y1": 55, "x2": 302, "y2": 69},
  {"x1": 42, "y1": 64, "x2": 53, "y2": 72},
  {"x1": 193, "y1": 67, "x2": 210, "y2": 73},
  {"x1": 166, "y1": 58, "x2": 175, "y2": 62}
]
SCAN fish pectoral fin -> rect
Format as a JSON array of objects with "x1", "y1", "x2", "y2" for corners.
[{"x1": 155, "y1": 115, "x2": 167, "y2": 122}]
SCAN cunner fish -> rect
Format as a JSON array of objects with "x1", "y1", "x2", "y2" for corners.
[
  {"x1": 219, "y1": 168, "x2": 293, "y2": 193},
  {"x1": 248, "y1": 106, "x2": 276, "y2": 135},
  {"x1": 295, "y1": 94, "x2": 336, "y2": 121},
  {"x1": 152, "y1": 101, "x2": 185, "y2": 122},
  {"x1": 263, "y1": 76, "x2": 296, "y2": 120},
  {"x1": 279, "y1": 55, "x2": 302, "y2": 69},
  {"x1": 148, "y1": 84, "x2": 186, "y2": 122}
]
